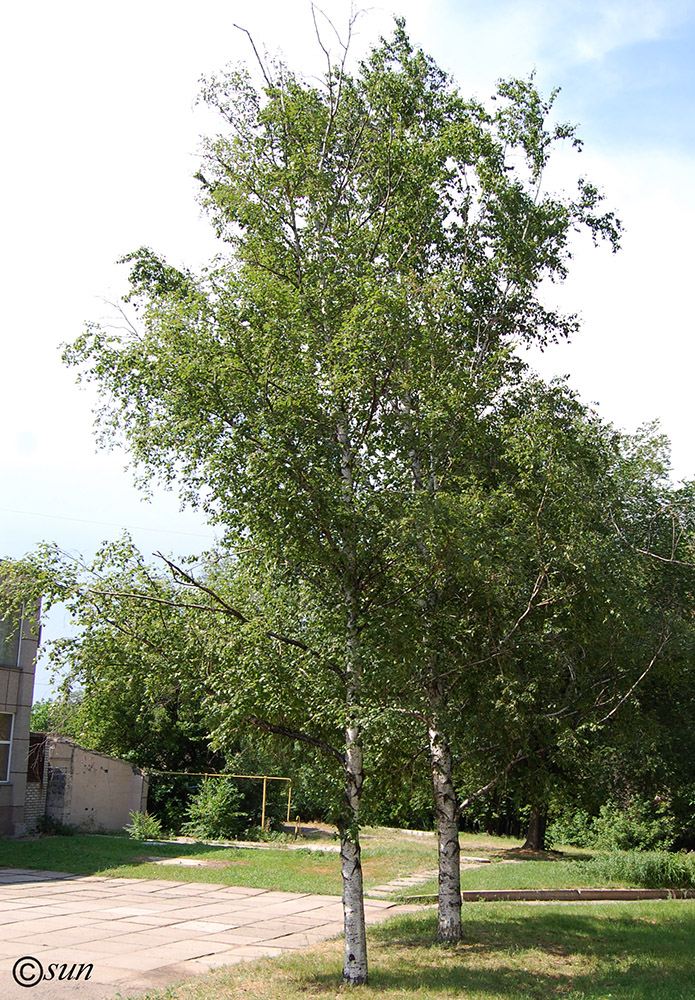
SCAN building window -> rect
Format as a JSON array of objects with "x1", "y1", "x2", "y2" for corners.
[
  {"x1": 0, "y1": 713, "x2": 13, "y2": 782},
  {"x1": 0, "y1": 616, "x2": 20, "y2": 669}
]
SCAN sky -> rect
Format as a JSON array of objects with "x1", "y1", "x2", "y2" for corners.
[{"x1": 2, "y1": 0, "x2": 694, "y2": 696}]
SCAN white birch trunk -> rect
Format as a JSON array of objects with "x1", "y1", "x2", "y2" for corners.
[
  {"x1": 341, "y1": 729, "x2": 368, "y2": 985},
  {"x1": 337, "y1": 417, "x2": 368, "y2": 984},
  {"x1": 428, "y1": 718, "x2": 462, "y2": 943}
]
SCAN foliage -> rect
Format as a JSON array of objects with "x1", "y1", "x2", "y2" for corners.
[
  {"x1": 591, "y1": 798, "x2": 678, "y2": 852},
  {"x1": 181, "y1": 778, "x2": 249, "y2": 840},
  {"x1": 33, "y1": 815, "x2": 77, "y2": 836},
  {"x1": 52, "y1": 9, "x2": 655, "y2": 971},
  {"x1": 547, "y1": 808, "x2": 596, "y2": 848},
  {"x1": 30, "y1": 694, "x2": 84, "y2": 739},
  {"x1": 448, "y1": 412, "x2": 695, "y2": 851},
  {"x1": 548, "y1": 797, "x2": 680, "y2": 852},
  {"x1": 20, "y1": 537, "x2": 229, "y2": 777},
  {"x1": 124, "y1": 810, "x2": 166, "y2": 841},
  {"x1": 146, "y1": 773, "x2": 199, "y2": 834}
]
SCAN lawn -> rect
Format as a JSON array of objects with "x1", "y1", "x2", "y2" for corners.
[
  {"x1": 406, "y1": 859, "x2": 608, "y2": 899},
  {"x1": 0, "y1": 827, "x2": 448, "y2": 895},
  {"x1": 4, "y1": 829, "x2": 694, "y2": 997},
  {"x1": 2, "y1": 828, "x2": 672, "y2": 898},
  {"x1": 127, "y1": 901, "x2": 695, "y2": 1000}
]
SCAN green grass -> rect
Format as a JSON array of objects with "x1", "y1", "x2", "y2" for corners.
[
  {"x1": 6, "y1": 831, "x2": 691, "y2": 900},
  {"x1": 5, "y1": 830, "x2": 694, "y2": 996},
  {"x1": 0, "y1": 830, "x2": 441, "y2": 895},
  {"x1": 406, "y1": 859, "x2": 600, "y2": 898},
  {"x1": 402, "y1": 851, "x2": 695, "y2": 899},
  {"x1": 128, "y1": 901, "x2": 695, "y2": 1000},
  {"x1": 0, "y1": 826, "x2": 523, "y2": 896}
]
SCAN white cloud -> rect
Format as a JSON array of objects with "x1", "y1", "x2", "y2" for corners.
[
  {"x1": 567, "y1": 0, "x2": 690, "y2": 63},
  {"x1": 428, "y1": 0, "x2": 693, "y2": 95},
  {"x1": 524, "y1": 143, "x2": 695, "y2": 480}
]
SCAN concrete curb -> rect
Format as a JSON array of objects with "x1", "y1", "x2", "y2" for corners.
[{"x1": 402, "y1": 888, "x2": 695, "y2": 903}]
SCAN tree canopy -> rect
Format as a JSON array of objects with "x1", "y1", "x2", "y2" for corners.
[{"x1": 53, "y1": 14, "x2": 645, "y2": 981}]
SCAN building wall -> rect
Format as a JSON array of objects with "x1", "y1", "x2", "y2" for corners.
[
  {"x1": 23, "y1": 778, "x2": 47, "y2": 831},
  {"x1": 46, "y1": 739, "x2": 148, "y2": 832},
  {"x1": 0, "y1": 608, "x2": 40, "y2": 837}
]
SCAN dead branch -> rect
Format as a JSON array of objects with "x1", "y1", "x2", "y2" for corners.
[{"x1": 458, "y1": 750, "x2": 527, "y2": 814}]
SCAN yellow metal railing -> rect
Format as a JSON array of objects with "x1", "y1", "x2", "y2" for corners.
[{"x1": 146, "y1": 770, "x2": 292, "y2": 829}]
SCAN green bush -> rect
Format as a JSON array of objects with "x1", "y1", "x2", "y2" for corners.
[
  {"x1": 124, "y1": 810, "x2": 166, "y2": 841},
  {"x1": 181, "y1": 777, "x2": 249, "y2": 840},
  {"x1": 577, "y1": 850, "x2": 695, "y2": 889},
  {"x1": 592, "y1": 798, "x2": 677, "y2": 851},
  {"x1": 548, "y1": 798, "x2": 678, "y2": 851},
  {"x1": 35, "y1": 815, "x2": 77, "y2": 836},
  {"x1": 146, "y1": 773, "x2": 193, "y2": 833},
  {"x1": 547, "y1": 809, "x2": 596, "y2": 847}
]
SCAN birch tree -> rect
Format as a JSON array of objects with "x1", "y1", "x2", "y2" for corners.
[{"x1": 63, "y1": 18, "x2": 620, "y2": 976}]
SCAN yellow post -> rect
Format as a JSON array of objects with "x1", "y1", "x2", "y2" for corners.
[
  {"x1": 286, "y1": 782, "x2": 292, "y2": 824},
  {"x1": 261, "y1": 775, "x2": 268, "y2": 829}
]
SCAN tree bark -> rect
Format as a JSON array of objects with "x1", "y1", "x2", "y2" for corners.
[
  {"x1": 428, "y1": 714, "x2": 462, "y2": 943},
  {"x1": 340, "y1": 582, "x2": 368, "y2": 984},
  {"x1": 522, "y1": 801, "x2": 548, "y2": 851},
  {"x1": 340, "y1": 769, "x2": 367, "y2": 985}
]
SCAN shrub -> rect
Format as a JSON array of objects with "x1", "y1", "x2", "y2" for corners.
[
  {"x1": 181, "y1": 778, "x2": 248, "y2": 840},
  {"x1": 35, "y1": 815, "x2": 77, "y2": 836},
  {"x1": 547, "y1": 809, "x2": 596, "y2": 847},
  {"x1": 146, "y1": 773, "x2": 192, "y2": 834},
  {"x1": 124, "y1": 810, "x2": 166, "y2": 840},
  {"x1": 592, "y1": 798, "x2": 677, "y2": 851},
  {"x1": 548, "y1": 798, "x2": 678, "y2": 851}
]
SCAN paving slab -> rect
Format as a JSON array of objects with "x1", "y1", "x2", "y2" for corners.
[{"x1": 0, "y1": 868, "x2": 412, "y2": 1000}]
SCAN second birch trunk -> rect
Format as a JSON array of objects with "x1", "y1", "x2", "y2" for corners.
[{"x1": 428, "y1": 717, "x2": 462, "y2": 943}]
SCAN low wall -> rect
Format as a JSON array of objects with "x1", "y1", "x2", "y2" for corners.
[{"x1": 46, "y1": 739, "x2": 148, "y2": 832}]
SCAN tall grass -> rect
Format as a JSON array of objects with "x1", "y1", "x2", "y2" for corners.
[{"x1": 577, "y1": 850, "x2": 695, "y2": 889}]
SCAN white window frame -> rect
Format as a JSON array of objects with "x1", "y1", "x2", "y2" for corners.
[{"x1": 0, "y1": 712, "x2": 13, "y2": 782}]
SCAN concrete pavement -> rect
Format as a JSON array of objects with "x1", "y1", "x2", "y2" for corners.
[{"x1": 0, "y1": 868, "x2": 410, "y2": 1000}]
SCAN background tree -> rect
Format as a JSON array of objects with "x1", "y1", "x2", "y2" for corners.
[
  {"x1": 436, "y1": 418, "x2": 695, "y2": 853},
  {"x1": 30, "y1": 694, "x2": 84, "y2": 740}
]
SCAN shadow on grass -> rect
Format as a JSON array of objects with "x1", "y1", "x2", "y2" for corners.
[
  {"x1": 491, "y1": 846, "x2": 572, "y2": 862},
  {"x1": 0, "y1": 834, "x2": 245, "y2": 881},
  {"x1": 0, "y1": 832, "x2": 347, "y2": 894},
  {"x1": 349, "y1": 906, "x2": 695, "y2": 999}
]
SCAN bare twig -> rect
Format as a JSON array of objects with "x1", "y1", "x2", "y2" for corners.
[
  {"x1": 593, "y1": 632, "x2": 671, "y2": 726},
  {"x1": 233, "y1": 24, "x2": 273, "y2": 89},
  {"x1": 458, "y1": 750, "x2": 527, "y2": 814}
]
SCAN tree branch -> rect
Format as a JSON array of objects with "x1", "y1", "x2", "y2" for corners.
[
  {"x1": 155, "y1": 552, "x2": 347, "y2": 682},
  {"x1": 247, "y1": 714, "x2": 343, "y2": 762},
  {"x1": 610, "y1": 511, "x2": 695, "y2": 568},
  {"x1": 592, "y1": 632, "x2": 671, "y2": 726},
  {"x1": 458, "y1": 750, "x2": 527, "y2": 814}
]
